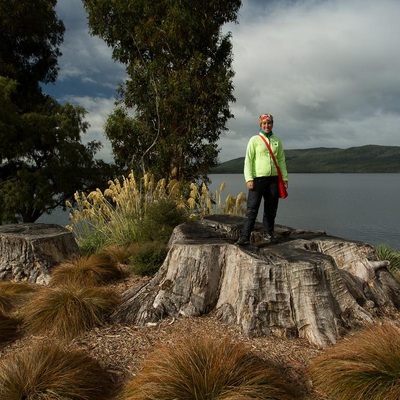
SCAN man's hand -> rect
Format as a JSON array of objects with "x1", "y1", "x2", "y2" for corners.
[{"x1": 246, "y1": 180, "x2": 254, "y2": 190}]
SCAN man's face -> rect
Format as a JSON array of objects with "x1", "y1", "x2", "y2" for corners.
[{"x1": 261, "y1": 120, "x2": 273, "y2": 133}]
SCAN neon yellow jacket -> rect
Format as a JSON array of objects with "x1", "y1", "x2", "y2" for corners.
[{"x1": 244, "y1": 133, "x2": 288, "y2": 182}]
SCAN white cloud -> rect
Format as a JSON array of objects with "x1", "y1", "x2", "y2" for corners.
[
  {"x1": 63, "y1": 95, "x2": 116, "y2": 162},
  {"x1": 53, "y1": 0, "x2": 400, "y2": 163}
]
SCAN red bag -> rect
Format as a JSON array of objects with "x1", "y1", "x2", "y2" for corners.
[
  {"x1": 278, "y1": 174, "x2": 288, "y2": 199},
  {"x1": 259, "y1": 134, "x2": 288, "y2": 199}
]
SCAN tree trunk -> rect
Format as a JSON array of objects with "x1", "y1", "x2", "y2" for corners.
[
  {"x1": 113, "y1": 215, "x2": 400, "y2": 348},
  {"x1": 0, "y1": 223, "x2": 80, "y2": 285}
]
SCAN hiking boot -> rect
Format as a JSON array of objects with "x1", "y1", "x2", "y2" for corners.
[
  {"x1": 263, "y1": 232, "x2": 278, "y2": 243},
  {"x1": 236, "y1": 236, "x2": 250, "y2": 246}
]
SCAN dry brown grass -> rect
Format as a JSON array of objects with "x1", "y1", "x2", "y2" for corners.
[
  {"x1": 0, "y1": 281, "x2": 40, "y2": 314},
  {"x1": 0, "y1": 313, "x2": 21, "y2": 344},
  {"x1": 0, "y1": 340, "x2": 118, "y2": 400},
  {"x1": 121, "y1": 331, "x2": 303, "y2": 400},
  {"x1": 22, "y1": 285, "x2": 120, "y2": 340},
  {"x1": 49, "y1": 253, "x2": 127, "y2": 287},
  {"x1": 307, "y1": 322, "x2": 400, "y2": 400}
]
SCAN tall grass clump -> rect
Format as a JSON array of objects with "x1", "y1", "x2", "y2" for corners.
[
  {"x1": 0, "y1": 313, "x2": 21, "y2": 344},
  {"x1": 49, "y1": 253, "x2": 127, "y2": 287},
  {"x1": 308, "y1": 322, "x2": 400, "y2": 400},
  {"x1": 0, "y1": 281, "x2": 39, "y2": 314},
  {"x1": 376, "y1": 244, "x2": 400, "y2": 280},
  {"x1": 22, "y1": 285, "x2": 120, "y2": 340},
  {"x1": 0, "y1": 340, "x2": 118, "y2": 400},
  {"x1": 121, "y1": 332, "x2": 301, "y2": 400},
  {"x1": 67, "y1": 172, "x2": 247, "y2": 255},
  {"x1": 67, "y1": 173, "x2": 190, "y2": 254}
]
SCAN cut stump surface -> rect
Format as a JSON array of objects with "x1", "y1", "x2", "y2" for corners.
[{"x1": 0, "y1": 223, "x2": 79, "y2": 284}]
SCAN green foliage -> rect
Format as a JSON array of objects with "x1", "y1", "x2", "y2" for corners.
[
  {"x1": 49, "y1": 253, "x2": 127, "y2": 287},
  {"x1": 0, "y1": 0, "x2": 64, "y2": 92},
  {"x1": 0, "y1": 0, "x2": 115, "y2": 223},
  {"x1": 83, "y1": 0, "x2": 241, "y2": 181},
  {"x1": 0, "y1": 313, "x2": 21, "y2": 345},
  {"x1": 212, "y1": 145, "x2": 400, "y2": 173},
  {"x1": 136, "y1": 197, "x2": 188, "y2": 242},
  {"x1": 0, "y1": 341, "x2": 117, "y2": 400},
  {"x1": 376, "y1": 244, "x2": 400, "y2": 280},
  {"x1": 22, "y1": 285, "x2": 120, "y2": 340},
  {"x1": 129, "y1": 242, "x2": 168, "y2": 276},
  {"x1": 121, "y1": 332, "x2": 301, "y2": 400},
  {"x1": 308, "y1": 322, "x2": 400, "y2": 400}
]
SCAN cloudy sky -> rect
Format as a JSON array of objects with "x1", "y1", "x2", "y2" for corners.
[{"x1": 46, "y1": 0, "x2": 400, "y2": 162}]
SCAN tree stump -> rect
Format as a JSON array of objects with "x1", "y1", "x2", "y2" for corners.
[
  {"x1": 113, "y1": 215, "x2": 400, "y2": 348},
  {"x1": 0, "y1": 223, "x2": 79, "y2": 285}
]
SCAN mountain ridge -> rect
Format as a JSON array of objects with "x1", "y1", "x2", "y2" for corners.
[{"x1": 212, "y1": 144, "x2": 400, "y2": 173}]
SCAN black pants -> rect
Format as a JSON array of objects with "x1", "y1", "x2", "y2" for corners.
[{"x1": 241, "y1": 176, "x2": 279, "y2": 238}]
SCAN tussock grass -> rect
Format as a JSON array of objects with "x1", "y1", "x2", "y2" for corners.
[
  {"x1": 49, "y1": 253, "x2": 127, "y2": 287},
  {"x1": 22, "y1": 285, "x2": 120, "y2": 340},
  {"x1": 0, "y1": 340, "x2": 117, "y2": 400},
  {"x1": 102, "y1": 245, "x2": 133, "y2": 264},
  {"x1": 0, "y1": 281, "x2": 39, "y2": 314},
  {"x1": 376, "y1": 244, "x2": 400, "y2": 280},
  {"x1": 0, "y1": 313, "x2": 20, "y2": 344},
  {"x1": 121, "y1": 333, "x2": 301, "y2": 400},
  {"x1": 308, "y1": 322, "x2": 400, "y2": 400}
]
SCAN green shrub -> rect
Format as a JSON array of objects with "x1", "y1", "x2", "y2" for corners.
[
  {"x1": 308, "y1": 322, "x2": 400, "y2": 400},
  {"x1": 0, "y1": 340, "x2": 118, "y2": 400},
  {"x1": 129, "y1": 242, "x2": 168, "y2": 276},
  {"x1": 0, "y1": 313, "x2": 20, "y2": 344},
  {"x1": 121, "y1": 333, "x2": 301, "y2": 400},
  {"x1": 376, "y1": 244, "x2": 400, "y2": 279},
  {"x1": 49, "y1": 253, "x2": 127, "y2": 287},
  {"x1": 22, "y1": 285, "x2": 120, "y2": 340},
  {"x1": 136, "y1": 197, "x2": 188, "y2": 242},
  {"x1": 0, "y1": 281, "x2": 39, "y2": 314}
]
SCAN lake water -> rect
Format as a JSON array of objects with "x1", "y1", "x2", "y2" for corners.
[
  {"x1": 208, "y1": 173, "x2": 400, "y2": 251},
  {"x1": 38, "y1": 173, "x2": 400, "y2": 251}
]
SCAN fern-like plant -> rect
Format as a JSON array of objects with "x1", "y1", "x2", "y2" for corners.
[
  {"x1": 0, "y1": 340, "x2": 117, "y2": 400},
  {"x1": 22, "y1": 285, "x2": 120, "y2": 340},
  {"x1": 308, "y1": 322, "x2": 400, "y2": 400},
  {"x1": 49, "y1": 253, "x2": 127, "y2": 287},
  {"x1": 121, "y1": 333, "x2": 301, "y2": 400}
]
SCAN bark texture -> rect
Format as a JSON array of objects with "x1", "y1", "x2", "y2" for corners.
[
  {"x1": 113, "y1": 215, "x2": 400, "y2": 348},
  {"x1": 0, "y1": 223, "x2": 79, "y2": 284}
]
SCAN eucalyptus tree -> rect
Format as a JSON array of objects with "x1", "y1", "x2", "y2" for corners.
[
  {"x1": 0, "y1": 0, "x2": 111, "y2": 223},
  {"x1": 83, "y1": 0, "x2": 241, "y2": 181}
]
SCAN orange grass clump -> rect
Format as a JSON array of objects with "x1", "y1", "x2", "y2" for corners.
[
  {"x1": 121, "y1": 332, "x2": 302, "y2": 400},
  {"x1": 49, "y1": 252, "x2": 127, "y2": 287},
  {"x1": 22, "y1": 285, "x2": 120, "y2": 340},
  {"x1": 0, "y1": 281, "x2": 39, "y2": 314},
  {"x1": 0, "y1": 340, "x2": 118, "y2": 400},
  {"x1": 308, "y1": 322, "x2": 400, "y2": 400}
]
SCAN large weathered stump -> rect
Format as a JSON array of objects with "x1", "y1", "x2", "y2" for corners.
[
  {"x1": 113, "y1": 215, "x2": 400, "y2": 348},
  {"x1": 0, "y1": 223, "x2": 79, "y2": 284}
]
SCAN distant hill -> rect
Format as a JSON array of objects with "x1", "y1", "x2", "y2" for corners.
[{"x1": 211, "y1": 145, "x2": 400, "y2": 173}]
